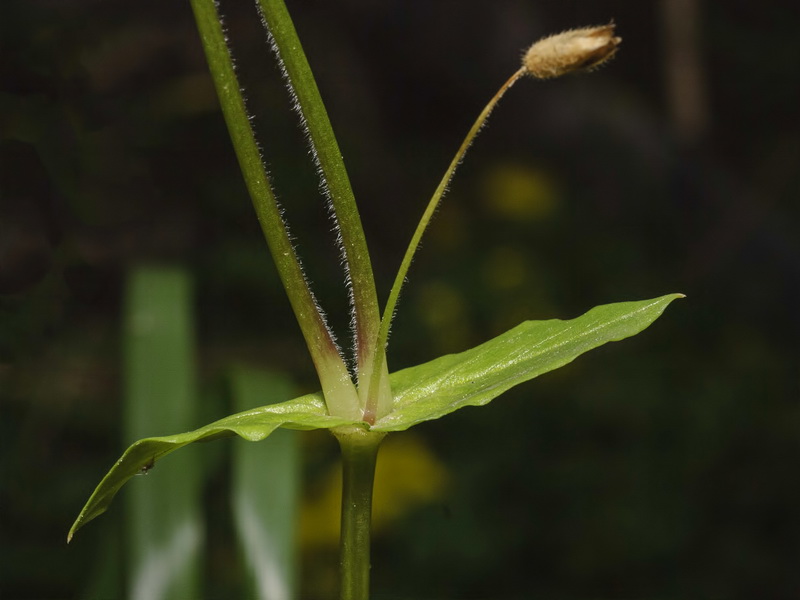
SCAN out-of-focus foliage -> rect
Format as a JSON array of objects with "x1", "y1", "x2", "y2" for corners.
[
  {"x1": 230, "y1": 367, "x2": 300, "y2": 600},
  {"x1": 122, "y1": 267, "x2": 203, "y2": 600},
  {"x1": 2, "y1": 1, "x2": 799, "y2": 599}
]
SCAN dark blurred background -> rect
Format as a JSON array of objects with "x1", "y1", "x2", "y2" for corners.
[{"x1": 2, "y1": 0, "x2": 799, "y2": 598}]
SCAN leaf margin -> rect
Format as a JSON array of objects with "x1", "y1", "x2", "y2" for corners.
[
  {"x1": 69, "y1": 294, "x2": 681, "y2": 542},
  {"x1": 67, "y1": 394, "x2": 358, "y2": 542},
  {"x1": 372, "y1": 293, "x2": 683, "y2": 432}
]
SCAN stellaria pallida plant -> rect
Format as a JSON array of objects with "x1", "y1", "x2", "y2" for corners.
[{"x1": 68, "y1": 2, "x2": 682, "y2": 598}]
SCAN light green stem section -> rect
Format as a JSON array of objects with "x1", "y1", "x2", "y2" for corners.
[
  {"x1": 189, "y1": 0, "x2": 359, "y2": 419},
  {"x1": 368, "y1": 67, "x2": 527, "y2": 407},
  {"x1": 334, "y1": 427, "x2": 385, "y2": 600},
  {"x1": 256, "y1": 0, "x2": 392, "y2": 422}
]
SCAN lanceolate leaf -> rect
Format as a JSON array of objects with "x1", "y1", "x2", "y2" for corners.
[
  {"x1": 372, "y1": 294, "x2": 683, "y2": 432},
  {"x1": 67, "y1": 396, "x2": 355, "y2": 542},
  {"x1": 69, "y1": 295, "x2": 680, "y2": 542}
]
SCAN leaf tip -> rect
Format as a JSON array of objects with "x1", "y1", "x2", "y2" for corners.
[{"x1": 67, "y1": 517, "x2": 85, "y2": 544}]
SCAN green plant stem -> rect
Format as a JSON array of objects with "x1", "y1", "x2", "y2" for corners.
[
  {"x1": 256, "y1": 0, "x2": 392, "y2": 421},
  {"x1": 334, "y1": 427, "x2": 385, "y2": 600},
  {"x1": 189, "y1": 0, "x2": 359, "y2": 419},
  {"x1": 367, "y1": 66, "x2": 527, "y2": 408}
]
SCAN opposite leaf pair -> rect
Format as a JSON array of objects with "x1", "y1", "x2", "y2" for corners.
[
  {"x1": 68, "y1": 294, "x2": 680, "y2": 541},
  {"x1": 69, "y1": 7, "x2": 680, "y2": 589}
]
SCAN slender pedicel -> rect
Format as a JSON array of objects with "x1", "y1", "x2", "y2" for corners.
[{"x1": 365, "y1": 23, "x2": 621, "y2": 421}]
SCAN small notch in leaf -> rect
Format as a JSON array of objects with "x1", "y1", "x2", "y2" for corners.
[{"x1": 137, "y1": 456, "x2": 156, "y2": 475}]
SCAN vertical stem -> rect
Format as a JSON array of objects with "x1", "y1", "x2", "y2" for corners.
[
  {"x1": 256, "y1": 0, "x2": 392, "y2": 420},
  {"x1": 189, "y1": 0, "x2": 359, "y2": 419},
  {"x1": 334, "y1": 428, "x2": 385, "y2": 600}
]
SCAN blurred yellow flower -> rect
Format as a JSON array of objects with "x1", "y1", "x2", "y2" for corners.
[
  {"x1": 481, "y1": 163, "x2": 558, "y2": 221},
  {"x1": 300, "y1": 433, "x2": 448, "y2": 548}
]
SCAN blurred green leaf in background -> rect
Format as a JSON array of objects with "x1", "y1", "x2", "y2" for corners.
[
  {"x1": 231, "y1": 367, "x2": 299, "y2": 600},
  {"x1": 123, "y1": 267, "x2": 203, "y2": 599}
]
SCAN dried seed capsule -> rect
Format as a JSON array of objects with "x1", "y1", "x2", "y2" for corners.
[{"x1": 523, "y1": 23, "x2": 621, "y2": 79}]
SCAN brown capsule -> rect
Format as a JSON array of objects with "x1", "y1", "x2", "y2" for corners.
[{"x1": 523, "y1": 23, "x2": 621, "y2": 79}]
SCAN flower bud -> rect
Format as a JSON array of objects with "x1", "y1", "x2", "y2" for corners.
[{"x1": 523, "y1": 23, "x2": 621, "y2": 79}]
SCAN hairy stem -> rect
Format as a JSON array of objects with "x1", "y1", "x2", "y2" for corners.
[
  {"x1": 368, "y1": 67, "x2": 527, "y2": 410},
  {"x1": 334, "y1": 427, "x2": 385, "y2": 600},
  {"x1": 256, "y1": 0, "x2": 392, "y2": 421},
  {"x1": 190, "y1": 0, "x2": 359, "y2": 419}
]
